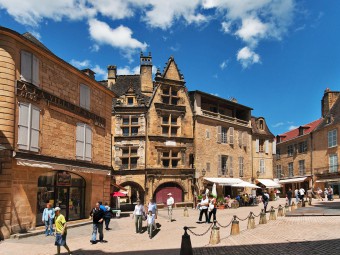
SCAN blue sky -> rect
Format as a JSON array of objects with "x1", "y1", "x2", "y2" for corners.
[{"x1": 0, "y1": 0, "x2": 339, "y2": 135}]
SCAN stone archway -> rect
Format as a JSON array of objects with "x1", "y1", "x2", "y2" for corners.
[
  {"x1": 154, "y1": 182, "x2": 184, "y2": 204},
  {"x1": 119, "y1": 181, "x2": 145, "y2": 211}
]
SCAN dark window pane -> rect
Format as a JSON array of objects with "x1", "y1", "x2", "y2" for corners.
[
  {"x1": 131, "y1": 127, "x2": 138, "y2": 135},
  {"x1": 131, "y1": 118, "x2": 138, "y2": 125},
  {"x1": 122, "y1": 127, "x2": 129, "y2": 136},
  {"x1": 163, "y1": 152, "x2": 169, "y2": 157},
  {"x1": 163, "y1": 159, "x2": 170, "y2": 167},
  {"x1": 162, "y1": 97, "x2": 170, "y2": 104},
  {"x1": 122, "y1": 118, "x2": 129, "y2": 125},
  {"x1": 172, "y1": 160, "x2": 179, "y2": 167},
  {"x1": 171, "y1": 98, "x2": 178, "y2": 105},
  {"x1": 162, "y1": 127, "x2": 169, "y2": 135},
  {"x1": 162, "y1": 116, "x2": 169, "y2": 124}
]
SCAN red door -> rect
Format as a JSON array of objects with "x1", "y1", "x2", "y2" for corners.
[{"x1": 155, "y1": 187, "x2": 182, "y2": 204}]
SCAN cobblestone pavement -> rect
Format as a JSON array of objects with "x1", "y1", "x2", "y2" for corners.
[{"x1": 1, "y1": 199, "x2": 340, "y2": 255}]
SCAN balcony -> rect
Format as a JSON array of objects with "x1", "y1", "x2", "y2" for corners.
[
  {"x1": 201, "y1": 109, "x2": 249, "y2": 127},
  {"x1": 314, "y1": 166, "x2": 339, "y2": 176}
]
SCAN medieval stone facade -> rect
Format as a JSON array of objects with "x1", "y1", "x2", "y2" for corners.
[{"x1": 0, "y1": 27, "x2": 115, "y2": 238}]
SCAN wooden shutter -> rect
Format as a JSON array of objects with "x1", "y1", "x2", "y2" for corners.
[
  {"x1": 21, "y1": 51, "x2": 32, "y2": 83},
  {"x1": 217, "y1": 126, "x2": 222, "y2": 144},
  {"x1": 218, "y1": 155, "x2": 222, "y2": 176},
  {"x1": 181, "y1": 151, "x2": 186, "y2": 165},
  {"x1": 85, "y1": 86, "x2": 90, "y2": 110},
  {"x1": 242, "y1": 131, "x2": 247, "y2": 147},
  {"x1": 265, "y1": 140, "x2": 269, "y2": 154},
  {"x1": 18, "y1": 103, "x2": 29, "y2": 149},
  {"x1": 229, "y1": 156, "x2": 233, "y2": 176},
  {"x1": 30, "y1": 106, "x2": 40, "y2": 152},
  {"x1": 85, "y1": 125, "x2": 92, "y2": 161},
  {"x1": 272, "y1": 140, "x2": 276, "y2": 155},
  {"x1": 80, "y1": 84, "x2": 90, "y2": 110},
  {"x1": 255, "y1": 139, "x2": 259, "y2": 152},
  {"x1": 32, "y1": 55, "x2": 39, "y2": 86},
  {"x1": 238, "y1": 131, "x2": 242, "y2": 146},
  {"x1": 229, "y1": 127, "x2": 234, "y2": 144},
  {"x1": 76, "y1": 123, "x2": 85, "y2": 159}
]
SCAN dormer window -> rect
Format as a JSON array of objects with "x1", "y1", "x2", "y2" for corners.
[
  {"x1": 259, "y1": 119, "x2": 264, "y2": 130},
  {"x1": 127, "y1": 97, "x2": 134, "y2": 105},
  {"x1": 162, "y1": 86, "x2": 179, "y2": 105}
]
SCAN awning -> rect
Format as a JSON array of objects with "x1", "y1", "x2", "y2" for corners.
[
  {"x1": 232, "y1": 181, "x2": 260, "y2": 189},
  {"x1": 204, "y1": 177, "x2": 243, "y2": 186},
  {"x1": 111, "y1": 182, "x2": 128, "y2": 191},
  {"x1": 316, "y1": 178, "x2": 340, "y2": 183},
  {"x1": 256, "y1": 179, "x2": 281, "y2": 188},
  {"x1": 279, "y1": 177, "x2": 307, "y2": 184}
]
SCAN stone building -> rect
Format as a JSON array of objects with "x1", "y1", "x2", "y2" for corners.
[
  {"x1": 251, "y1": 117, "x2": 279, "y2": 190},
  {"x1": 189, "y1": 91, "x2": 254, "y2": 197},
  {"x1": 0, "y1": 27, "x2": 115, "y2": 238},
  {"x1": 109, "y1": 54, "x2": 194, "y2": 206}
]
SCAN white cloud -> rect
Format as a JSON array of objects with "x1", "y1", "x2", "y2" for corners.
[
  {"x1": 221, "y1": 21, "x2": 232, "y2": 33},
  {"x1": 237, "y1": 47, "x2": 260, "y2": 68},
  {"x1": 88, "y1": 19, "x2": 147, "y2": 61},
  {"x1": 117, "y1": 65, "x2": 157, "y2": 75},
  {"x1": 220, "y1": 60, "x2": 228, "y2": 70},
  {"x1": 235, "y1": 17, "x2": 268, "y2": 46},
  {"x1": 28, "y1": 30, "x2": 41, "y2": 40},
  {"x1": 70, "y1": 59, "x2": 91, "y2": 69},
  {"x1": 288, "y1": 125, "x2": 298, "y2": 131},
  {"x1": 92, "y1": 65, "x2": 107, "y2": 80},
  {"x1": 88, "y1": 0, "x2": 134, "y2": 20},
  {"x1": 272, "y1": 122, "x2": 284, "y2": 128},
  {"x1": 90, "y1": 44, "x2": 100, "y2": 52}
]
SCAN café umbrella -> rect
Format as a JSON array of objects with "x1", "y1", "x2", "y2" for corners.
[{"x1": 112, "y1": 192, "x2": 127, "y2": 209}]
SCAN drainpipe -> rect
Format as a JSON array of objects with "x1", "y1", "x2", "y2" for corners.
[{"x1": 310, "y1": 132, "x2": 314, "y2": 188}]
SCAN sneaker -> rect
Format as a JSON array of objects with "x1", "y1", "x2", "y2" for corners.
[
  {"x1": 99, "y1": 240, "x2": 108, "y2": 243},
  {"x1": 90, "y1": 240, "x2": 97, "y2": 244}
]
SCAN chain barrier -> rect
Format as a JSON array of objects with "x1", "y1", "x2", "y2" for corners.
[
  {"x1": 186, "y1": 223, "x2": 213, "y2": 237},
  {"x1": 251, "y1": 212, "x2": 261, "y2": 217},
  {"x1": 235, "y1": 215, "x2": 250, "y2": 221},
  {"x1": 216, "y1": 219, "x2": 233, "y2": 228},
  {"x1": 273, "y1": 205, "x2": 281, "y2": 210}
]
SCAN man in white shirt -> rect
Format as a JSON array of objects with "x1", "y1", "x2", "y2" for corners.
[
  {"x1": 198, "y1": 193, "x2": 209, "y2": 223},
  {"x1": 166, "y1": 193, "x2": 174, "y2": 222},
  {"x1": 299, "y1": 187, "x2": 305, "y2": 202}
]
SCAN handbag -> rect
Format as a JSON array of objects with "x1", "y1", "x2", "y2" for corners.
[{"x1": 208, "y1": 203, "x2": 215, "y2": 212}]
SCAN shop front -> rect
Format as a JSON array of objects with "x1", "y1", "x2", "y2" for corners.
[{"x1": 37, "y1": 171, "x2": 86, "y2": 226}]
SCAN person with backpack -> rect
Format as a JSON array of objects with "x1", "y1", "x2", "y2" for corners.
[
  {"x1": 262, "y1": 190, "x2": 269, "y2": 213},
  {"x1": 103, "y1": 202, "x2": 112, "y2": 230}
]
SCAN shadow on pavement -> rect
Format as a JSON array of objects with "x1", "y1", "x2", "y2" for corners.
[{"x1": 63, "y1": 238, "x2": 340, "y2": 255}]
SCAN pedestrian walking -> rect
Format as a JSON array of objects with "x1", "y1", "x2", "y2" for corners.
[
  {"x1": 104, "y1": 202, "x2": 112, "y2": 230},
  {"x1": 294, "y1": 188, "x2": 299, "y2": 203},
  {"x1": 166, "y1": 193, "x2": 174, "y2": 222},
  {"x1": 89, "y1": 202, "x2": 106, "y2": 244},
  {"x1": 54, "y1": 207, "x2": 72, "y2": 255},
  {"x1": 324, "y1": 188, "x2": 329, "y2": 201},
  {"x1": 197, "y1": 193, "x2": 209, "y2": 223},
  {"x1": 208, "y1": 194, "x2": 217, "y2": 223},
  {"x1": 299, "y1": 187, "x2": 305, "y2": 202},
  {"x1": 328, "y1": 186, "x2": 334, "y2": 201},
  {"x1": 286, "y1": 188, "x2": 293, "y2": 206},
  {"x1": 42, "y1": 203, "x2": 55, "y2": 236},
  {"x1": 262, "y1": 190, "x2": 269, "y2": 213},
  {"x1": 147, "y1": 198, "x2": 158, "y2": 228},
  {"x1": 317, "y1": 188, "x2": 323, "y2": 201},
  {"x1": 147, "y1": 210, "x2": 155, "y2": 239},
  {"x1": 132, "y1": 199, "x2": 145, "y2": 233}
]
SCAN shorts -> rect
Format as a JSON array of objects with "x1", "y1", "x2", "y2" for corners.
[{"x1": 55, "y1": 233, "x2": 66, "y2": 246}]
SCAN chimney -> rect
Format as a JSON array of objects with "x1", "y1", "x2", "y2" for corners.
[
  {"x1": 81, "y1": 68, "x2": 95, "y2": 79},
  {"x1": 321, "y1": 88, "x2": 340, "y2": 117},
  {"x1": 107, "y1": 65, "x2": 117, "y2": 90},
  {"x1": 140, "y1": 52, "x2": 153, "y2": 95}
]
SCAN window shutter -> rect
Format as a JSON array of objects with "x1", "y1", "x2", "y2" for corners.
[
  {"x1": 18, "y1": 103, "x2": 29, "y2": 149},
  {"x1": 85, "y1": 86, "x2": 90, "y2": 110},
  {"x1": 229, "y1": 127, "x2": 234, "y2": 144},
  {"x1": 225, "y1": 156, "x2": 229, "y2": 174},
  {"x1": 181, "y1": 151, "x2": 186, "y2": 165},
  {"x1": 218, "y1": 155, "x2": 222, "y2": 175},
  {"x1": 217, "y1": 126, "x2": 222, "y2": 144},
  {"x1": 80, "y1": 84, "x2": 90, "y2": 110},
  {"x1": 238, "y1": 131, "x2": 242, "y2": 146},
  {"x1": 85, "y1": 125, "x2": 92, "y2": 161},
  {"x1": 229, "y1": 156, "x2": 233, "y2": 176},
  {"x1": 157, "y1": 151, "x2": 161, "y2": 165},
  {"x1": 265, "y1": 140, "x2": 269, "y2": 154},
  {"x1": 21, "y1": 51, "x2": 32, "y2": 83},
  {"x1": 272, "y1": 140, "x2": 276, "y2": 154},
  {"x1": 255, "y1": 139, "x2": 259, "y2": 153},
  {"x1": 243, "y1": 132, "x2": 247, "y2": 147},
  {"x1": 32, "y1": 55, "x2": 39, "y2": 86},
  {"x1": 30, "y1": 106, "x2": 40, "y2": 152},
  {"x1": 76, "y1": 123, "x2": 85, "y2": 159}
]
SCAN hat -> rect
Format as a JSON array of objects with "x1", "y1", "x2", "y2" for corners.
[
  {"x1": 167, "y1": 193, "x2": 172, "y2": 196},
  {"x1": 54, "y1": 207, "x2": 61, "y2": 211}
]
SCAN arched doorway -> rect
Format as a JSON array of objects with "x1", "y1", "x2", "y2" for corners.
[
  {"x1": 118, "y1": 181, "x2": 145, "y2": 211},
  {"x1": 155, "y1": 182, "x2": 183, "y2": 204},
  {"x1": 36, "y1": 171, "x2": 86, "y2": 225}
]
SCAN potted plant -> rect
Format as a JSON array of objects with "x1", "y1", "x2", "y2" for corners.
[{"x1": 217, "y1": 196, "x2": 225, "y2": 209}]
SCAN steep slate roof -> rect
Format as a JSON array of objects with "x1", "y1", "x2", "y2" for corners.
[
  {"x1": 316, "y1": 96, "x2": 340, "y2": 130},
  {"x1": 108, "y1": 75, "x2": 151, "y2": 107},
  {"x1": 22, "y1": 32, "x2": 51, "y2": 52},
  {"x1": 277, "y1": 118, "x2": 323, "y2": 143},
  {"x1": 251, "y1": 116, "x2": 274, "y2": 138}
]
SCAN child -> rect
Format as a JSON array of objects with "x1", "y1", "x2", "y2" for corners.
[{"x1": 147, "y1": 210, "x2": 155, "y2": 239}]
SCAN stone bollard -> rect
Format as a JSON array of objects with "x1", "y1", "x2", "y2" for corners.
[
  {"x1": 304, "y1": 200, "x2": 309, "y2": 207},
  {"x1": 180, "y1": 227, "x2": 193, "y2": 255},
  {"x1": 209, "y1": 221, "x2": 220, "y2": 245},
  {"x1": 277, "y1": 205, "x2": 284, "y2": 217},
  {"x1": 291, "y1": 202, "x2": 296, "y2": 211},
  {"x1": 230, "y1": 215, "x2": 240, "y2": 235},
  {"x1": 298, "y1": 201, "x2": 303, "y2": 208},
  {"x1": 269, "y1": 206, "x2": 276, "y2": 220},
  {"x1": 308, "y1": 197, "x2": 312, "y2": 206},
  {"x1": 259, "y1": 209, "x2": 267, "y2": 224},
  {"x1": 247, "y1": 212, "x2": 255, "y2": 229},
  {"x1": 184, "y1": 206, "x2": 189, "y2": 217}
]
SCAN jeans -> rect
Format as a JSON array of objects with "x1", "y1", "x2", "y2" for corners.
[
  {"x1": 44, "y1": 218, "x2": 54, "y2": 236},
  {"x1": 104, "y1": 217, "x2": 111, "y2": 229},
  {"x1": 167, "y1": 206, "x2": 173, "y2": 221},
  {"x1": 134, "y1": 215, "x2": 143, "y2": 233},
  {"x1": 208, "y1": 208, "x2": 216, "y2": 223},
  {"x1": 92, "y1": 223, "x2": 103, "y2": 241},
  {"x1": 199, "y1": 208, "x2": 208, "y2": 222},
  {"x1": 288, "y1": 198, "x2": 292, "y2": 206}
]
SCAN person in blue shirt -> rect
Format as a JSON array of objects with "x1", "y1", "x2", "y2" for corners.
[{"x1": 42, "y1": 203, "x2": 55, "y2": 236}]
